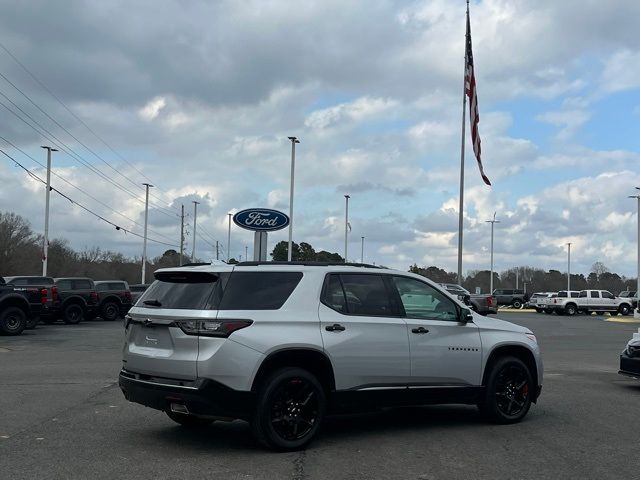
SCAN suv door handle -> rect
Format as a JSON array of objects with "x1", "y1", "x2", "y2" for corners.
[
  {"x1": 411, "y1": 327, "x2": 429, "y2": 334},
  {"x1": 325, "y1": 323, "x2": 346, "y2": 332}
]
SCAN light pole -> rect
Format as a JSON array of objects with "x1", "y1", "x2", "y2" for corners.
[
  {"x1": 361, "y1": 236, "x2": 365, "y2": 264},
  {"x1": 630, "y1": 188, "x2": 640, "y2": 317},
  {"x1": 245, "y1": 245, "x2": 248, "y2": 262},
  {"x1": 486, "y1": 212, "x2": 500, "y2": 294},
  {"x1": 287, "y1": 136, "x2": 299, "y2": 262},
  {"x1": 567, "y1": 242, "x2": 572, "y2": 292},
  {"x1": 227, "y1": 213, "x2": 232, "y2": 262},
  {"x1": 191, "y1": 201, "x2": 200, "y2": 261},
  {"x1": 179, "y1": 204, "x2": 185, "y2": 266},
  {"x1": 344, "y1": 195, "x2": 350, "y2": 262},
  {"x1": 141, "y1": 183, "x2": 153, "y2": 284},
  {"x1": 40, "y1": 146, "x2": 57, "y2": 276}
]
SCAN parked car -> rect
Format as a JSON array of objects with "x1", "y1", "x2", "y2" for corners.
[
  {"x1": 619, "y1": 329, "x2": 640, "y2": 378},
  {"x1": 492, "y1": 289, "x2": 529, "y2": 309},
  {"x1": 0, "y1": 278, "x2": 31, "y2": 335},
  {"x1": 543, "y1": 290, "x2": 581, "y2": 315},
  {"x1": 94, "y1": 281, "x2": 133, "y2": 321},
  {"x1": 120, "y1": 262, "x2": 543, "y2": 450},
  {"x1": 128, "y1": 284, "x2": 149, "y2": 304},
  {"x1": 527, "y1": 292, "x2": 554, "y2": 313},
  {"x1": 576, "y1": 290, "x2": 632, "y2": 316},
  {"x1": 3, "y1": 276, "x2": 58, "y2": 328},
  {"x1": 51, "y1": 277, "x2": 99, "y2": 324},
  {"x1": 440, "y1": 283, "x2": 497, "y2": 315},
  {"x1": 619, "y1": 291, "x2": 638, "y2": 309}
]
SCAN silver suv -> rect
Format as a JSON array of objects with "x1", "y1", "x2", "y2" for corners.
[{"x1": 119, "y1": 262, "x2": 543, "y2": 450}]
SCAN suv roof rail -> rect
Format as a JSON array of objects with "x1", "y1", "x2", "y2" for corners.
[{"x1": 236, "y1": 261, "x2": 383, "y2": 269}]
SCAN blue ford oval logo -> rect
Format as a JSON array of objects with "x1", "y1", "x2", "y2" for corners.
[{"x1": 233, "y1": 208, "x2": 290, "y2": 232}]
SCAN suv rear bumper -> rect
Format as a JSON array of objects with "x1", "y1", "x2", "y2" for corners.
[{"x1": 119, "y1": 369, "x2": 254, "y2": 419}]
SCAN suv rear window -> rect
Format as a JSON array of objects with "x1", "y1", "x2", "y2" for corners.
[
  {"x1": 141, "y1": 271, "x2": 222, "y2": 310},
  {"x1": 218, "y1": 272, "x2": 302, "y2": 310}
]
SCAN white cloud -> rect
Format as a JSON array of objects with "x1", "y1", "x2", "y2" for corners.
[
  {"x1": 138, "y1": 97, "x2": 166, "y2": 121},
  {"x1": 305, "y1": 96, "x2": 398, "y2": 129}
]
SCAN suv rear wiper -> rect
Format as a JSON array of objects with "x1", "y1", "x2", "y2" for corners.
[{"x1": 143, "y1": 299, "x2": 162, "y2": 307}]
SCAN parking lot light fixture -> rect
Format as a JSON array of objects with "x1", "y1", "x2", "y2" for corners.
[
  {"x1": 485, "y1": 212, "x2": 500, "y2": 294},
  {"x1": 631, "y1": 188, "x2": 640, "y2": 317},
  {"x1": 344, "y1": 195, "x2": 350, "y2": 262}
]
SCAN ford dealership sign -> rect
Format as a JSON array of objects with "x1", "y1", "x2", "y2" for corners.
[{"x1": 233, "y1": 208, "x2": 290, "y2": 232}]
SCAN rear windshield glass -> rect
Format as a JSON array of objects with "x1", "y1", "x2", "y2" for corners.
[
  {"x1": 140, "y1": 272, "x2": 221, "y2": 310},
  {"x1": 218, "y1": 272, "x2": 303, "y2": 310}
]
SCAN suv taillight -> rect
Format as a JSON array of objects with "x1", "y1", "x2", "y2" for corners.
[
  {"x1": 486, "y1": 296, "x2": 493, "y2": 307},
  {"x1": 51, "y1": 286, "x2": 58, "y2": 301},
  {"x1": 41, "y1": 288, "x2": 48, "y2": 304},
  {"x1": 176, "y1": 319, "x2": 253, "y2": 338},
  {"x1": 90, "y1": 291, "x2": 98, "y2": 303}
]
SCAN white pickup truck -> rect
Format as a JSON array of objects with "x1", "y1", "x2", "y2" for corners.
[
  {"x1": 574, "y1": 290, "x2": 633, "y2": 316},
  {"x1": 543, "y1": 290, "x2": 580, "y2": 315}
]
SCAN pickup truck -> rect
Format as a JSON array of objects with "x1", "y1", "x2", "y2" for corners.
[
  {"x1": 49, "y1": 277, "x2": 99, "y2": 324},
  {"x1": 94, "y1": 280, "x2": 133, "y2": 321},
  {"x1": 3, "y1": 276, "x2": 58, "y2": 328},
  {"x1": 0, "y1": 278, "x2": 31, "y2": 335},
  {"x1": 575, "y1": 290, "x2": 633, "y2": 316},
  {"x1": 528, "y1": 292, "x2": 555, "y2": 313},
  {"x1": 542, "y1": 290, "x2": 581, "y2": 315},
  {"x1": 439, "y1": 283, "x2": 498, "y2": 315},
  {"x1": 619, "y1": 291, "x2": 638, "y2": 309},
  {"x1": 492, "y1": 288, "x2": 529, "y2": 309}
]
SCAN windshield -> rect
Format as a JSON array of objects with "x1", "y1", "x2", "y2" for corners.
[{"x1": 138, "y1": 271, "x2": 223, "y2": 310}]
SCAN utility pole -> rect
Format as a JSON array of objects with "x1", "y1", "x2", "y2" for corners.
[
  {"x1": 245, "y1": 245, "x2": 248, "y2": 262},
  {"x1": 287, "y1": 137, "x2": 300, "y2": 262},
  {"x1": 179, "y1": 204, "x2": 185, "y2": 266},
  {"x1": 361, "y1": 236, "x2": 365, "y2": 264},
  {"x1": 630, "y1": 188, "x2": 640, "y2": 317},
  {"x1": 141, "y1": 183, "x2": 153, "y2": 284},
  {"x1": 567, "y1": 242, "x2": 572, "y2": 292},
  {"x1": 216, "y1": 241, "x2": 219, "y2": 260},
  {"x1": 516, "y1": 268, "x2": 519, "y2": 290},
  {"x1": 191, "y1": 201, "x2": 200, "y2": 261},
  {"x1": 486, "y1": 212, "x2": 500, "y2": 294},
  {"x1": 40, "y1": 146, "x2": 57, "y2": 276},
  {"x1": 227, "y1": 213, "x2": 232, "y2": 262},
  {"x1": 344, "y1": 195, "x2": 350, "y2": 262}
]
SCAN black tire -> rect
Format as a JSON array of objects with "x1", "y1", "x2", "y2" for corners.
[
  {"x1": 100, "y1": 301, "x2": 119, "y2": 321},
  {"x1": 535, "y1": 308, "x2": 543, "y2": 314},
  {"x1": 479, "y1": 356, "x2": 533, "y2": 424},
  {"x1": 543, "y1": 309, "x2": 551, "y2": 314},
  {"x1": 596, "y1": 311, "x2": 604, "y2": 316},
  {"x1": 251, "y1": 367, "x2": 326, "y2": 451},
  {"x1": 0, "y1": 306, "x2": 27, "y2": 336},
  {"x1": 565, "y1": 304, "x2": 577, "y2": 316},
  {"x1": 512, "y1": 299, "x2": 523, "y2": 309},
  {"x1": 63, "y1": 303, "x2": 85, "y2": 325},
  {"x1": 619, "y1": 304, "x2": 631, "y2": 316},
  {"x1": 165, "y1": 411, "x2": 215, "y2": 427}
]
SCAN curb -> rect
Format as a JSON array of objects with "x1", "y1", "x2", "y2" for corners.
[
  {"x1": 605, "y1": 318, "x2": 640, "y2": 324},
  {"x1": 497, "y1": 309, "x2": 537, "y2": 313}
]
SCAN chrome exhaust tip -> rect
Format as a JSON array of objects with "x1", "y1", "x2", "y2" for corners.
[{"x1": 170, "y1": 403, "x2": 189, "y2": 415}]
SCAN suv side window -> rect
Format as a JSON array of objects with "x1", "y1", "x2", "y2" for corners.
[
  {"x1": 570, "y1": 292, "x2": 579, "y2": 298},
  {"x1": 338, "y1": 274, "x2": 394, "y2": 317},
  {"x1": 391, "y1": 276, "x2": 458, "y2": 322},
  {"x1": 602, "y1": 291, "x2": 614, "y2": 299},
  {"x1": 321, "y1": 274, "x2": 347, "y2": 313},
  {"x1": 590, "y1": 291, "x2": 600, "y2": 298},
  {"x1": 218, "y1": 272, "x2": 303, "y2": 310},
  {"x1": 96, "y1": 283, "x2": 109, "y2": 292},
  {"x1": 579, "y1": 291, "x2": 587, "y2": 298},
  {"x1": 74, "y1": 279, "x2": 92, "y2": 290}
]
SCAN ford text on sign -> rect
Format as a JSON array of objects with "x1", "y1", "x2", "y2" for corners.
[{"x1": 232, "y1": 209, "x2": 290, "y2": 232}]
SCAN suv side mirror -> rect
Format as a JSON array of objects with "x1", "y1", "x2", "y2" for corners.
[{"x1": 459, "y1": 308, "x2": 474, "y2": 323}]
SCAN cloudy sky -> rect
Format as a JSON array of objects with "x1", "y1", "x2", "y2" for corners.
[{"x1": 0, "y1": 0, "x2": 639, "y2": 276}]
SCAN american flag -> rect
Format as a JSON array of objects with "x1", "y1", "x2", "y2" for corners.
[{"x1": 465, "y1": 7, "x2": 491, "y2": 186}]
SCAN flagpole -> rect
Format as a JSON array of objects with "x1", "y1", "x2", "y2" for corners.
[{"x1": 457, "y1": 2, "x2": 469, "y2": 286}]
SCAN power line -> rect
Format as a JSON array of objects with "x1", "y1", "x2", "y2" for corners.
[
  {"x1": 0, "y1": 40, "x2": 177, "y2": 207},
  {"x1": 0, "y1": 134, "x2": 178, "y2": 245},
  {"x1": 0, "y1": 79, "x2": 178, "y2": 219},
  {"x1": 0, "y1": 148, "x2": 179, "y2": 248}
]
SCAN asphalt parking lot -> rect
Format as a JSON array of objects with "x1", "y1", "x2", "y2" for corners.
[{"x1": 2, "y1": 313, "x2": 640, "y2": 480}]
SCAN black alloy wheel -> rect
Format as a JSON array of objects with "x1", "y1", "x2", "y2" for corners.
[
  {"x1": 480, "y1": 356, "x2": 533, "y2": 424},
  {"x1": 620, "y1": 305, "x2": 631, "y2": 316},
  {"x1": 512, "y1": 300, "x2": 523, "y2": 309},
  {"x1": 0, "y1": 307, "x2": 27, "y2": 335},
  {"x1": 251, "y1": 367, "x2": 326, "y2": 450},
  {"x1": 101, "y1": 302, "x2": 119, "y2": 321},
  {"x1": 565, "y1": 304, "x2": 577, "y2": 316},
  {"x1": 63, "y1": 304, "x2": 84, "y2": 324}
]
